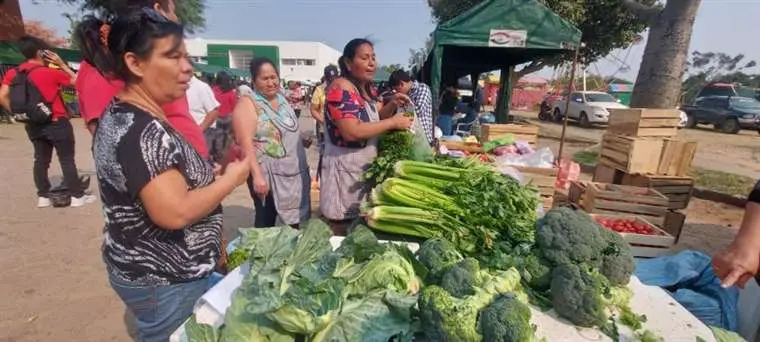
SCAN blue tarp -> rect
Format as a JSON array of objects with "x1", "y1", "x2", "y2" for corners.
[{"x1": 635, "y1": 250, "x2": 739, "y2": 331}]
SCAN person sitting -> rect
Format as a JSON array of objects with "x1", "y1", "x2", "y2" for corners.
[
  {"x1": 77, "y1": 8, "x2": 250, "y2": 341},
  {"x1": 437, "y1": 84, "x2": 458, "y2": 136}
]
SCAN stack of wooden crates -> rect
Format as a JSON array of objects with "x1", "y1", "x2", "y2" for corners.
[{"x1": 591, "y1": 108, "x2": 697, "y2": 240}]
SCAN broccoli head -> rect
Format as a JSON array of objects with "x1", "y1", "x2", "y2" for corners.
[
  {"x1": 535, "y1": 208, "x2": 605, "y2": 268},
  {"x1": 478, "y1": 294, "x2": 537, "y2": 342},
  {"x1": 440, "y1": 258, "x2": 483, "y2": 298},
  {"x1": 418, "y1": 237, "x2": 464, "y2": 284},
  {"x1": 550, "y1": 264, "x2": 609, "y2": 328},
  {"x1": 598, "y1": 228, "x2": 635, "y2": 286},
  {"x1": 419, "y1": 268, "x2": 523, "y2": 342},
  {"x1": 418, "y1": 285, "x2": 489, "y2": 342}
]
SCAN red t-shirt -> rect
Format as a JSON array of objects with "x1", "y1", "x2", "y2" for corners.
[
  {"x1": 212, "y1": 86, "x2": 237, "y2": 117},
  {"x1": 163, "y1": 96, "x2": 209, "y2": 158},
  {"x1": 2, "y1": 62, "x2": 72, "y2": 120},
  {"x1": 75, "y1": 61, "x2": 124, "y2": 124},
  {"x1": 75, "y1": 60, "x2": 209, "y2": 158}
]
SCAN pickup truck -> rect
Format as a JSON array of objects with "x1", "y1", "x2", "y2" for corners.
[
  {"x1": 681, "y1": 96, "x2": 760, "y2": 134},
  {"x1": 552, "y1": 91, "x2": 628, "y2": 127}
]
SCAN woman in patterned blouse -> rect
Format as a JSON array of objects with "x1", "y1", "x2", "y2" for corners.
[
  {"x1": 319, "y1": 39, "x2": 413, "y2": 235},
  {"x1": 77, "y1": 8, "x2": 251, "y2": 341}
]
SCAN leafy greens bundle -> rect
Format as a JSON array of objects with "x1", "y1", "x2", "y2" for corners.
[{"x1": 188, "y1": 220, "x2": 422, "y2": 342}]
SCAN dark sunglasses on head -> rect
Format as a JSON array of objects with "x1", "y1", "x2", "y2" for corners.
[{"x1": 140, "y1": 7, "x2": 169, "y2": 22}]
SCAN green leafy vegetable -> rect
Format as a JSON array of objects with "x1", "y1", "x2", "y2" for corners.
[
  {"x1": 635, "y1": 330, "x2": 664, "y2": 342},
  {"x1": 186, "y1": 315, "x2": 219, "y2": 342},
  {"x1": 364, "y1": 131, "x2": 414, "y2": 186},
  {"x1": 226, "y1": 248, "x2": 249, "y2": 271}
]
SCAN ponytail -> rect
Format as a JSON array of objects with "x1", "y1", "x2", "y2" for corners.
[{"x1": 74, "y1": 15, "x2": 117, "y2": 77}]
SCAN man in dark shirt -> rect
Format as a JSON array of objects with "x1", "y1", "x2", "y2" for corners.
[{"x1": 438, "y1": 84, "x2": 458, "y2": 136}]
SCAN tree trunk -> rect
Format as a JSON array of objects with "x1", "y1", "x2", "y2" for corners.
[{"x1": 629, "y1": 0, "x2": 701, "y2": 108}]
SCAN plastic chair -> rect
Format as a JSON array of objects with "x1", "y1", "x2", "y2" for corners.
[{"x1": 453, "y1": 113, "x2": 477, "y2": 137}]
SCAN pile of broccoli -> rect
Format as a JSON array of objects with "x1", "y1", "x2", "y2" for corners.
[
  {"x1": 533, "y1": 208, "x2": 641, "y2": 332},
  {"x1": 417, "y1": 238, "x2": 538, "y2": 342},
  {"x1": 478, "y1": 207, "x2": 641, "y2": 338}
]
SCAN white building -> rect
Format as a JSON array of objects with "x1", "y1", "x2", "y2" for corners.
[{"x1": 185, "y1": 38, "x2": 342, "y2": 83}]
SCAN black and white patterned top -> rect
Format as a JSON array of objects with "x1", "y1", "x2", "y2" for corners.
[{"x1": 93, "y1": 101, "x2": 222, "y2": 286}]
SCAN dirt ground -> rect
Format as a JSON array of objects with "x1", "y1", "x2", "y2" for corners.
[
  {"x1": 514, "y1": 111, "x2": 760, "y2": 179},
  {"x1": 0, "y1": 116, "x2": 747, "y2": 341}
]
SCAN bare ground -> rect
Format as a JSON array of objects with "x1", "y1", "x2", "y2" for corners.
[{"x1": 0, "y1": 116, "x2": 746, "y2": 341}]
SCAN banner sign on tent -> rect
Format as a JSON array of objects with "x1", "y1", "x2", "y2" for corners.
[{"x1": 488, "y1": 29, "x2": 527, "y2": 48}]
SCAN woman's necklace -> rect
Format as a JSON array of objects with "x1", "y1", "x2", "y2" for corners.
[
  {"x1": 257, "y1": 93, "x2": 297, "y2": 132},
  {"x1": 120, "y1": 89, "x2": 168, "y2": 123}
]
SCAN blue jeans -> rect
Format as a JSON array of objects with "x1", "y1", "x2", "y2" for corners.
[
  {"x1": 109, "y1": 274, "x2": 211, "y2": 342},
  {"x1": 437, "y1": 114, "x2": 453, "y2": 136}
]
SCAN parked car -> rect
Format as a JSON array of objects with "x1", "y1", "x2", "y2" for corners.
[
  {"x1": 553, "y1": 91, "x2": 629, "y2": 127},
  {"x1": 681, "y1": 96, "x2": 760, "y2": 134}
]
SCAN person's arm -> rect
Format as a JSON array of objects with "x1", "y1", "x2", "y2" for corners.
[
  {"x1": 45, "y1": 51, "x2": 76, "y2": 84},
  {"x1": 119, "y1": 122, "x2": 249, "y2": 230},
  {"x1": 199, "y1": 86, "x2": 221, "y2": 130},
  {"x1": 713, "y1": 182, "x2": 760, "y2": 287},
  {"x1": 139, "y1": 167, "x2": 244, "y2": 230},
  {"x1": 310, "y1": 87, "x2": 324, "y2": 124},
  {"x1": 232, "y1": 96, "x2": 265, "y2": 185},
  {"x1": 200, "y1": 108, "x2": 220, "y2": 131},
  {"x1": 0, "y1": 84, "x2": 9, "y2": 113},
  {"x1": 327, "y1": 80, "x2": 411, "y2": 142},
  {"x1": 418, "y1": 87, "x2": 435, "y2": 142}
]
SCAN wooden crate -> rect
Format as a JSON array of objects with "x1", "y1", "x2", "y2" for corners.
[
  {"x1": 513, "y1": 165, "x2": 557, "y2": 198},
  {"x1": 481, "y1": 123, "x2": 539, "y2": 144},
  {"x1": 552, "y1": 190, "x2": 569, "y2": 207},
  {"x1": 658, "y1": 139, "x2": 697, "y2": 176},
  {"x1": 608, "y1": 108, "x2": 681, "y2": 137},
  {"x1": 622, "y1": 174, "x2": 694, "y2": 210},
  {"x1": 568, "y1": 181, "x2": 587, "y2": 204},
  {"x1": 590, "y1": 214, "x2": 675, "y2": 258},
  {"x1": 662, "y1": 211, "x2": 687, "y2": 243},
  {"x1": 440, "y1": 141, "x2": 484, "y2": 153},
  {"x1": 582, "y1": 182, "x2": 670, "y2": 220},
  {"x1": 599, "y1": 134, "x2": 664, "y2": 174},
  {"x1": 592, "y1": 163, "x2": 625, "y2": 184}
]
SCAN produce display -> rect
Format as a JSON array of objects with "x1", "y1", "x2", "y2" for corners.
[
  {"x1": 594, "y1": 217, "x2": 659, "y2": 235},
  {"x1": 188, "y1": 220, "x2": 422, "y2": 342},
  {"x1": 366, "y1": 159, "x2": 540, "y2": 252}
]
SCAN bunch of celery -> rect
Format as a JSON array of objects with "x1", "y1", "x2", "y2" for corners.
[{"x1": 365, "y1": 160, "x2": 539, "y2": 253}]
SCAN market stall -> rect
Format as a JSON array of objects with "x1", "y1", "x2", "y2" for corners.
[{"x1": 417, "y1": 0, "x2": 581, "y2": 122}]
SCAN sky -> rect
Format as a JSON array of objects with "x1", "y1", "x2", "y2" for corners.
[{"x1": 18, "y1": 0, "x2": 760, "y2": 83}]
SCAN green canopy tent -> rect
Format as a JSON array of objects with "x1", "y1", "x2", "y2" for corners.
[
  {"x1": 420, "y1": 0, "x2": 581, "y2": 122},
  {"x1": 193, "y1": 63, "x2": 250, "y2": 79},
  {"x1": 0, "y1": 41, "x2": 24, "y2": 66}
]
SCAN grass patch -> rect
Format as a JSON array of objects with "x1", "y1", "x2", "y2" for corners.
[
  {"x1": 572, "y1": 150, "x2": 599, "y2": 165},
  {"x1": 691, "y1": 167, "x2": 755, "y2": 196}
]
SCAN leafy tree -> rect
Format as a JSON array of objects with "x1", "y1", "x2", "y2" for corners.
[
  {"x1": 380, "y1": 64, "x2": 404, "y2": 74},
  {"x1": 427, "y1": 0, "x2": 655, "y2": 83},
  {"x1": 24, "y1": 21, "x2": 68, "y2": 47},
  {"x1": 47, "y1": 0, "x2": 206, "y2": 32},
  {"x1": 681, "y1": 51, "x2": 758, "y2": 103}
]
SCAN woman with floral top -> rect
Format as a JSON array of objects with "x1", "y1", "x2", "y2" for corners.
[
  {"x1": 320, "y1": 38, "x2": 413, "y2": 235},
  {"x1": 233, "y1": 57, "x2": 310, "y2": 228}
]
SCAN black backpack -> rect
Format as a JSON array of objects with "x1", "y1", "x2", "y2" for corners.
[{"x1": 9, "y1": 66, "x2": 55, "y2": 125}]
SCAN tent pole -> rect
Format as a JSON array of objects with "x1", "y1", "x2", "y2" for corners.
[{"x1": 557, "y1": 44, "x2": 581, "y2": 164}]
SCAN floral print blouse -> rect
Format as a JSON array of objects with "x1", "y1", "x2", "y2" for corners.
[{"x1": 324, "y1": 85, "x2": 378, "y2": 148}]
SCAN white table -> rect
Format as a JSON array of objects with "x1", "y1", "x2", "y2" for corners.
[{"x1": 171, "y1": 237, "x2": 715, "y2": 342}]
